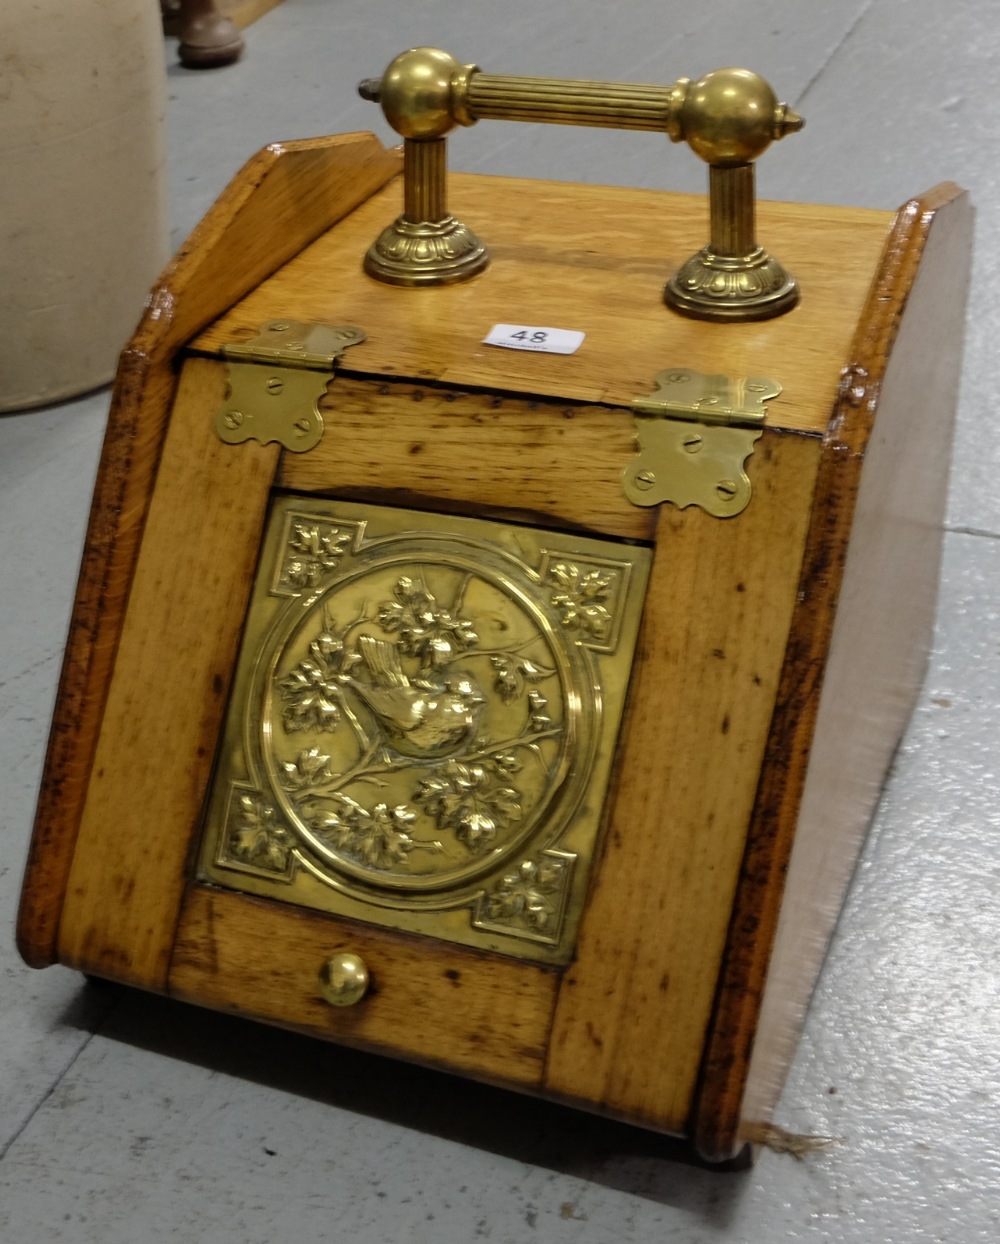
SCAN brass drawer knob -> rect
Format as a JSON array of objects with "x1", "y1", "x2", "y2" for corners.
[{"x1": 318, "y1": 953, "x2": 370, "y2": 1007}]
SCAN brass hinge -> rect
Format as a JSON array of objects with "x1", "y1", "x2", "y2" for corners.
[
  {"x1": 622, "y1": 368, "x2": 780, "y2": 517},
  {"x1": 215, "y1": 320, "x2": 366, "y2": 452}
]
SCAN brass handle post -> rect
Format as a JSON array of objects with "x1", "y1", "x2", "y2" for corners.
[
  {"x1": 359, "y1": 48, "x2": 488, "y2": 287},
  {"x1": 359, "y1": 48, "x2": 803, "y2": 320}
]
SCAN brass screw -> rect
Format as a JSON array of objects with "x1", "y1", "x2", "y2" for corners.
[
  {"x1": 682, "y1": 433, "x2": 703, "y2": 453},
  {"x1": 716, "y1": 479, "x2": 738, "y2": 501},
  {"x1": 634, "y1": 470, "x2": 656, "y2": 490},
  {"x1": 266, "y1": 376, "x2": 284, "y2": 395},
  {"x1": 293, "y1": 417, "x2": 313, "y2": 437},
  {"x1": 223, "y1": 410, "x2": 244, "y2": 429}
]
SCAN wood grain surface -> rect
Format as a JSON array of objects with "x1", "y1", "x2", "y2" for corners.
[
  {"x1": 15, "y1": 350, "x2": 176, "y2": 968},
  {"x1": 170, "y1": 886, "x2": 559, "y2": 1088},
  {"x1": 542, "y1": 428, "x2": 822, "y2": 1135},
  {"x1": 193, "y1": 173, "x2": 893, "y2": 435},
  {"x1": 278, "y1": 377, "x2": 656, "y2": 542},
  {"x1": 157, "y1": 131, "x2": 400, "y2": 361},
  {"x1": 54, "y1": 361, "x2": 278, "y2": 987},
  {"x1": 17, "y1": 133, "x2": 400, "y2": 969},
  {"x1": 692, "y1": 184, "x2": 973, "y2": 1161}
]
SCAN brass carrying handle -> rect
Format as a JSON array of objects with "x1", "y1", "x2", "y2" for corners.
[{"x1": 358, "y1": 47, "x2": 804, "y2": 321}]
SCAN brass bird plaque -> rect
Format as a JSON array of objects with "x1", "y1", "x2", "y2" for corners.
[{"x1": 198, "y1": 498, "x2": 651, "y2": 964}]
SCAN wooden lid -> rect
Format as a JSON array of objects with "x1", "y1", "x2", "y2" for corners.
[{"x1": 193, "y1": 172, "x2": 893, "y2": 435}]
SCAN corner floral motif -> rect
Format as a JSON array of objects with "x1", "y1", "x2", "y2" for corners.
[
  {"x1": 274, "y1": 517, "x2": 360, "y2": 594},
  {"x1": 218, "y1": 785, "x2": 296, "y2": 882},
  {"x1": 541, "y1": 555, "x2": 631, "y2": 652},
  {"x1": 473, "y1": 853, "x2": 575, "y2": 944}
]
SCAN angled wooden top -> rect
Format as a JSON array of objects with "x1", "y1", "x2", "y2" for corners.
[{"x1": 192, "y1": 171, "x2": 893, "y2": 434}]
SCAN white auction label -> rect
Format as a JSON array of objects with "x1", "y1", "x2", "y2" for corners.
[{"x1": 483, "y1": 324, "x2": 585, "y2": 355}]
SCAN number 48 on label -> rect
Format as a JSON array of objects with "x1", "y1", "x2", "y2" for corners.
[{"x1": 483, "y1": 324, "x2": 585, "y2": 355}]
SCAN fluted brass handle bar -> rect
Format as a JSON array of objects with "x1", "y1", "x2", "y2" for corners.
[
  {"x1": 359, "y1": 47, "x2": 804, "y2": 320},
  {"x1": 464, "y1": 75, "x2": 680, "y2": 131}
]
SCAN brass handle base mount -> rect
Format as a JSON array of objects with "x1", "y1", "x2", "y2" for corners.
[
  {"x1": 363, "y1": 214, "x2": 488, "y2": 288},
  {"x1": 362, "y1": 123, "x2": 488, "y2": 287},
  {"x1": 665, "y1": 246, "x2": 800, "y2": 323}
]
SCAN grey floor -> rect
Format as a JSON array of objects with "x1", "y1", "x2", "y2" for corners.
[{"x1": 2, "y1": 1, "x2": 998, "y2": 1240}]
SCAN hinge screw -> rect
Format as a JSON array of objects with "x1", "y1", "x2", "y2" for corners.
[
  {"x1": 266, "y1": 376, "x2": 285, "y2": 395},
  {"x1": 223, "y1": 410, "x2": 244, "y2": 429},
  {"x1": 716, "y1": 479, "x2": 737, "y2": 501},
  {"x1": 634, "y1": 470, "x2": 656, "y2": 490},
  {"x1": 682, "y1": 433, "x2": 703, "y2": 453}
]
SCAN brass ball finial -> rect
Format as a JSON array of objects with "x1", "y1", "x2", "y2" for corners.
[
  {"x1": 377, "y1": 47, "x2": 473, "y2": 140},
  {"x1": 677, "y1": 68, "x2": 803, "y2": 166}
]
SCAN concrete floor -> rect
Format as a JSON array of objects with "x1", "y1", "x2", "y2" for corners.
[{"x1": 2, "y1": 1, "x2": 998, "y2": 1239}]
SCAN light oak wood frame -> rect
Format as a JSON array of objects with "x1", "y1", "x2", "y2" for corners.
[
  {"x1": 694, "y1": 183, "x2": 973, "y2": 1160},
  {"x1": 16, "y1": 132, "x2": 402, "y2": 970},
  {"x1": 17, "y1": 133, "x2": 972, "y2": 1158}
]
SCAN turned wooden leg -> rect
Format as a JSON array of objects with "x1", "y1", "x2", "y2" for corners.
[{"x1": 162, "y1": 0, "x2": 245, "y2": 68}]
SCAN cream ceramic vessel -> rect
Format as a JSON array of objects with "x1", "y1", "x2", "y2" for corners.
[{"x1": 0, "y1": 1, "x2": 169, "y2": 410}]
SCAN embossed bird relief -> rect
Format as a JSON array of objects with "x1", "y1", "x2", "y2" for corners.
[
  {"x1": 267, "y1": 563, "x2": 571, "y2": 879},
  {"x1": 348, "y1": 629, "x2": 485, "y2": 758}
]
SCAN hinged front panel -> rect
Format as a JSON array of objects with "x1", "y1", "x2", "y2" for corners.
[{"x1": 198, "y1": 498, "x2": 650, "y2": 964}]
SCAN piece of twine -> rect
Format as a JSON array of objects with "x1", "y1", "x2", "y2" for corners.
[{"x1": 742, "y1": 1121, "x2": 844, "y2": 1160}]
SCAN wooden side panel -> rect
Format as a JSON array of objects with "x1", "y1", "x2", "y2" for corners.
[
  {"x1": 170, "y1": 887, "x2": 558, "y2": 1088},
  {"x1": 54, "y1": 360, "x2": 279, "y2": 987},
  {"x1": 278, "y1": 378, "x2": 656, "y2": 542},
  {"x1": 17, "y1": 133, "x2": 400, "y2": 968},
  {"x1": 693, "y1": 184, "x2": 973, "y2": 1161},
  {"x1": 152, "y1": 132, "x2": 400, "y2": 361},
  {"x1": 17, "y1": 350, "x2": 176, "y2": 967},
  {"x1": 543, "y1": 429, "x2": 822, "y2": 1135}
]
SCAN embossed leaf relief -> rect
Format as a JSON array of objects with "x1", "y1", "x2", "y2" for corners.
[
  {"x1": 378, "y1": 575, "x2": 478, "y2": 672},
  {"x1": 268, "y1": 571, "x2": 568, "y2": 884},
  {"x1": 546, "y1": 562, "x2": 618, "y2": 642},
  {"x1": 308, "y1": 798, "x2": 424, "y2": 870},
  {"x1": 277, "y1": 630, "x2": 360, "y2": 734},
  {"x1": 478, "y1": 856, "x2": 571, "y2": 939},
  {"x1": 415, "y1": 757, "x2": 522, "y2": 854},
  {"x1": 278, "y1": 521, "x2": 352, "y2": 591},
  {"x1": 490, "y1": 654, "x2": 555, "y2": 702},
  {"x1": 224, "y1": 791, "x2": 294, "y2": 876}
]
